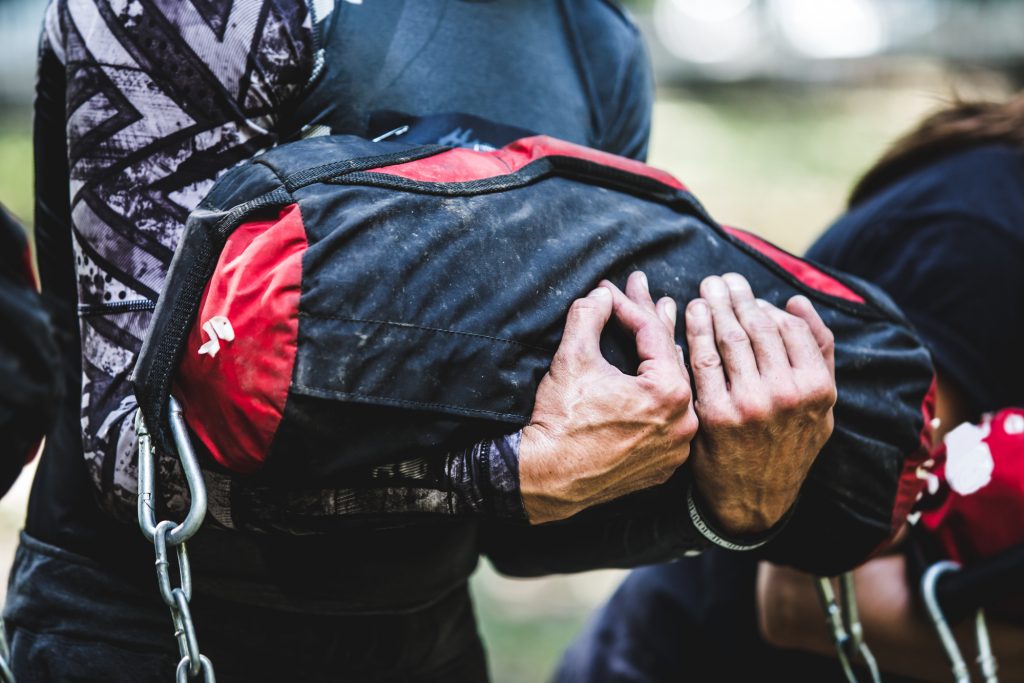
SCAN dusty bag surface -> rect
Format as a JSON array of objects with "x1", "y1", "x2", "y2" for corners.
[{"x1": 133, "y1": 134, "x2": 935, "y2": 572}]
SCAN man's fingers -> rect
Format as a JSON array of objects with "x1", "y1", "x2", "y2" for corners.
[
  {"x1": 700, "y1": 275, "x2": 759, "y2": 386},
  {"x1": 685, "y1": 298, "x2": 728, "y2": 406},
  {"x1": 624, "y1": 270, "x2": 678, "y2": 335},
  {"x1": 785, "y1": 295, "x2": 835, "y2": 378},
  {"x1": 656, "y1": 297, "x2": 677, "y2": 337},
  {"x1": 675, "y1": 344, "x2": 688, "y2": 377},
  {"x1": 554, "y1": 287, "x2": 614, "y2": 370},
  {"x1": 625, "y1": 271, "x2": 658, "y2": 315},
  {"x1": 722, "y1": 273, "x2": 788, "y2": 376},
  {"x1": 603, "y1": 280, "x2": 645, "y2": 333},
  {"x1": 605, "y1": 280, "x2": 680, "y2": 367},
  {"x1": 756, "y1": 299, "x2": 827, "y2": 373}
]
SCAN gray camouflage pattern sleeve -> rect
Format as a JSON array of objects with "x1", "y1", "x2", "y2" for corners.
[{"x1": 44, "y1": 0, "x2": 314, "y2": 518}]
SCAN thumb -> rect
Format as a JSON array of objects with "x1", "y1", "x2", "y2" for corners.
[
  {"x1": 554, "y1": 287, "x2": 614, "y2": 371},
  {"x1": 786, "y1": 295, "x2": 835, "y2": 378}
]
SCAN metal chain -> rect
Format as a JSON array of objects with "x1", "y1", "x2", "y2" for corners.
[
  {"x1": 816, "y1": 574, "x2": 882, "y2": 683},
  {"x1": 136, "y1": 398, "x2": 216, "y2": 682}
]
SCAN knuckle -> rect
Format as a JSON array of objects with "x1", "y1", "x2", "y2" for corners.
[
  {"x1": 667, "y1": 412, "x2": 696, "y2": 440},
  {"x1": 783, "y1": 315, "x2": 810, "y2": 333},
  {"x1": 805, "y1": 372, "x2": 836, "y2": 402},
  {"x1": 680, "y1": 413, "x2": 700, "y2": 439},
  {"x1": 660, "y1": 381, "x2": 692, "y2": 407},
  {"x1": 701, "y1": 404, "x2": 740, "y2": 428},
  {"x1": 548, "y1": 353, "x2": 569, "y2": 375},
  {"x1": 568, "y1": 298, "x2": 597, "y2": 317},
  {"x1": 748, "y1": 316, "x2": 778, "y2": 334},
  {"x1": 553, "y1": 345, "x2": 581, "y2": 367},
  {"x1": 817, "y1": 382, "x2": 839, "y2": 407},
  {"x1": 692, "y1": 352, "x2": 723, "y2": 371},
  {"x1": 736, "y1": 396, "x2": 771, "y2": 423},
  {"x1": 722, "y1": 329, "x2": 750, "y2": 345},
  {"x1": 774, "y1": 388, "x2": 804, "y2": 413},
  {"x1": 824, "y1": 413, "x2": 836, "y2": 436}
]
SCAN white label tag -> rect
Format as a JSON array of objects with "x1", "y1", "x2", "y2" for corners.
[{"x1": 198, "y1": 316, "x2": 235, "y2": 358}]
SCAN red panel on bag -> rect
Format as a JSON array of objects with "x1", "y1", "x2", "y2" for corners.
[
  {"x1": 19, "y1": 243, "x2": 38, "y2": 289},
  {"x1": 174, "y1": 204, "x2": 306, "y2": 473},
  {"x1": 23, "y1": 440, "x2": 41, "y2": 466},
  {"x1": 883, "y1": 378, "x2": 937, "y2": 545},
  {"x1": 920, "y1": 407, "x2": 1024, "y2": 565},
  {"x1": 723, "y1": 227, "x2": 865, "y2": 304},
  {"x1": 368, "y1": 135, "x2": 687, "y2": 191}
]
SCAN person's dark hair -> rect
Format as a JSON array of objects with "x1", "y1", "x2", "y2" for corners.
[{"x1": 849, "y1": 92, "x2": 1024, "y2": 207}]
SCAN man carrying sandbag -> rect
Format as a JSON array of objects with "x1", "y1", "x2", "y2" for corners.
[{"x1": 9, "y1": 1, "x2": 871, "y2": 680}]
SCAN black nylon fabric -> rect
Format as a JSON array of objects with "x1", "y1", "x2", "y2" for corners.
[{"x1": 135, "y1": 135, "x2": 935, "y2": 573}]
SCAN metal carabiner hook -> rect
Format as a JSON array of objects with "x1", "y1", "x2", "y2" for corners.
[
  {"x1": 922, "y1": 561, "x2": 972, "y2": 683},
  {"x1": 921, "y1": 560, "x2": 1000, "y2": 683},
  {"x1": 135, "y1": 397, "x2": 208, "y2": 546}
]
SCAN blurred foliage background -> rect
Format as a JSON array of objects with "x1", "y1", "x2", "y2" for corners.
[{"x1": 0, "y1": 1, "x2": 1019, "y2": 681}]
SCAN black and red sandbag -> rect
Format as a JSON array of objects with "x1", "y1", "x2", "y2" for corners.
[{"x1": 133, "y1": 135, "x2": 935, "y2": 574}]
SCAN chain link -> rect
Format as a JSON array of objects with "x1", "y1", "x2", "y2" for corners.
[
  {"x1": 816, "y1": 574, "x2": 882, "y2": 683},
  {"x1": 136, "y1": 400, "x2": 216, "y2": 682}
]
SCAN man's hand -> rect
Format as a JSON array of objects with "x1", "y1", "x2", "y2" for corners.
[
  {"x1": 519, "y1": 272, "x2": 699, "y2": 524},
  {"x1": 686, "y1": 273, "x2": 836, "y2": 537}
]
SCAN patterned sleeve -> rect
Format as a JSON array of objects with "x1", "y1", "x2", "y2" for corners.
[
  {"x1": 45, "y1": 0, "x2": 533, "y2": 524},
  {"x1": 44, "y1": 0, "x2": 315, "y2": 515}
]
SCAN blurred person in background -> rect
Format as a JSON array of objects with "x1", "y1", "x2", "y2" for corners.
[
  {"x1": 0, "y1": 204, "x2": 60, "y2": 497},
  {"x1": 8, "y1": 1, "x2": 834, "y2": 680},
  {"x1": 555, "y1": 94, "x2": 1024, "y2": 683}
]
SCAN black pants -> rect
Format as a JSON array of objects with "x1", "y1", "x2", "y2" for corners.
[{"x1": 4, "y1": 533, "x2": 488, "y2": 682}]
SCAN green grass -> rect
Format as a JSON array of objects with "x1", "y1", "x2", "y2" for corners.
[
  {"x1": 0, "y1": 111, "x2": 33, "y2": 226},
  {"x1": 647, "y1": 84, "x2": 950, "y2": 253}
]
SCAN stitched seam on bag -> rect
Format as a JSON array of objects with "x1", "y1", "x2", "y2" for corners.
[
  {"x1": 281, "y1": 145, "x2": 448, "y2": 192},
  {"x1": 289, "y1": 383, "x2": 527, "y2": 421},
  {"x1": 330, "y1": 156, "x2": 688, "y2": 203},
  {"x1": 252, "y1": 157, "x2": 289, "y2": 187},
  {"x1": 298, "y1": 313, "x2": 555, "y2": 353}
]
